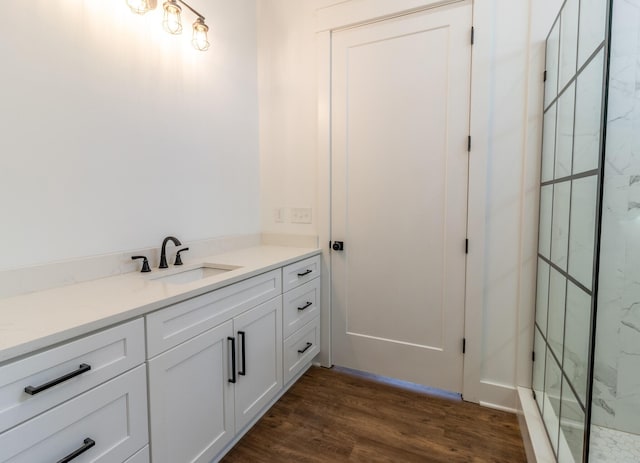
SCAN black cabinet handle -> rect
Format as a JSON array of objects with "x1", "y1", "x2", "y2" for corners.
[
  {"x1": 297, "y1": 269, "x2": 312, "y2": 277},
  {"x1": 238, "y1": 331, "x2": 246, "y2": 376},
  {"x1": 297, "y1": 302, "x2": 313, "y2": 311},
  {"x1": 297, "y1": 342, "x2": 313, "y2": 354},
  {"x1": 228, "y1": 337, "x2": 236, "y2": 384},
  {"x1": 56, "y1": 438, "x2": 95, "y2": 463},
  {"x1": 24, "y1": 364, "x2": 91, "y2": 395}
]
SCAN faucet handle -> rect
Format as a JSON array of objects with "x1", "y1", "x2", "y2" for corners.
[
  {"x1": 175, "y1": 248, "x2": 190, "y2": 266},
  {"x1": 131, "y1": 256, "x2": 151, "y2": 273}
]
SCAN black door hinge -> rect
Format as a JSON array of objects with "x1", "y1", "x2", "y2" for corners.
[
  {"x1": 532, "y1": 390, "x2": 537, "y2": 400},
  {"x1": 471, "y1": 27, "x2": 475, "y2": 45},
  {"x1": 462, "y1": 338, "x2": 466, "y2": 354},
  {"x1": 543, "y1": 70, "x2": 547, "y2": 82},
  {"x1": 467, "y1": 136, "x2": 471, "y2": 152},
  {"x1": 465, "y1": 239, "x2": 469, "y2": 254},
  {"x1": 532, "y1": 351, "x2": 536, "y2": 362}
]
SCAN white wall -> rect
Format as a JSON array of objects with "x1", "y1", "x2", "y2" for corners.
[
  {"x1": 0, "y1": 0, "x2": 260, "y2": 271},
  {"x1": 468, "y1": 0, "x2": 563, "y2": 409},
  {"x1": 257, "y1": 0, "x2": 343, "y2": 237}
]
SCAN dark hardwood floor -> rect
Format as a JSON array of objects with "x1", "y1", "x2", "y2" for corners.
[{"x1": 222, "y1": 366, "x2": 527, "y2": 463}]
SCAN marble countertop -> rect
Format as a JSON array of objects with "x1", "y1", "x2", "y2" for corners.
[{"x1": 0, "y1": 245, "x2": 320, "y2": 364}]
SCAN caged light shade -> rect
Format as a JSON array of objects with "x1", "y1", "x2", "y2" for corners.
[
  {"x1": 191, "y1": 18, "x2": 210, "y2": 51},
  {"x1": 125, "y1": 0, "x2": 210, "y2": 51},
  {"x1": 126, "y1": 0, "x2": 156, "y2": 15},
  {"x1": 163, "y1": 0, "x2": 183, "y2": 35}
]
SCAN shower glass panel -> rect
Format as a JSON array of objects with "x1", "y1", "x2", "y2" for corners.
[
  {"x1": 533, "y1": 0, "x2": 609, "y2": 461},
  {"x1": 535, "y1": 0, "x2": 640, "y2": 460}
]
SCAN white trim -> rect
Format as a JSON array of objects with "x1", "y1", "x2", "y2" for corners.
[
  {"x1": 316, "y1": 0, "x2": 465, "y2": 32},
  {"x1": 462, "y1": 0, "x2": 486, "y2": 404},
  {"x1": 317, "y1": 30, "x2": 332, "y2": 368}
]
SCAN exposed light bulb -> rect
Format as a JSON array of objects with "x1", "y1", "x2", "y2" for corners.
[
  {"x1": 192, "y1": 18, "x2": 210, "y2": 51},
  {"x1": 126, "y1": 0, "x2": 155, "y2": 15},
  {"x1": 163, "y1": 0, "x2": 183, "y2": 35}
]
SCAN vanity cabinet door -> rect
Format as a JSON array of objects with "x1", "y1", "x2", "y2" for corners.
[
  {"x1": 148, "y1": 320, "x2": 235, "y2": 463},
  {"x1": 233, "y1": 296, "x2": 283, "y2": 432}
]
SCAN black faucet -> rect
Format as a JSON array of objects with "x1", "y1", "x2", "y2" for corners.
[{"x1": 159, "y1": 236, "x2": 182, "y2": 269}]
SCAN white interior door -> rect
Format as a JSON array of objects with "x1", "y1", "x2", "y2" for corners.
[{"x1": 331, "y1": 1, "x2": 472, "y2": 393}]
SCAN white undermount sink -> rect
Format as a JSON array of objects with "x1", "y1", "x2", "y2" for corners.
[{"x1": 148, "y1": 264, "x2": 241, "y2": 285}]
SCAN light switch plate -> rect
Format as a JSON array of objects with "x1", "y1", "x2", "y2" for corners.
[
  {"x1": 290, "y1": 208, "x2": 312, "y2": 224},
  {"x1": 274, "y1": 208, "x2": 285, "y2": 223}
]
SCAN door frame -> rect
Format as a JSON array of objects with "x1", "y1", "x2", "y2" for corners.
[{"x1": 316, "y1": 0, "x2": 499, "y2": 405}]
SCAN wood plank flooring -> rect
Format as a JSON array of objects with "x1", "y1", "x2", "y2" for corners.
[{"x1": 222, "y1": 366, "x2": 527, "y2": 462}]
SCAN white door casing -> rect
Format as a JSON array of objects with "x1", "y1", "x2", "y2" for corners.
[{"x1": 330, "y1": 1, "x2": 472, "y2": 393}]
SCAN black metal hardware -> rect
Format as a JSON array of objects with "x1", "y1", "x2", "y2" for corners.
[
  {"x1": 238, "y1": 331, "x2": 246, "y2": 376},
  {"x1": 174, "y1": 247, "x2": 189, "y2": 266},
  {"x1": 228, "y1": 337, "x2": 236, "y2": 384},
  {"x1": 56, "y1": 438, "x2": 95, "y2": 463},
  {"x1": 532, "y1": 351, "x2": 536, "y2": 362},
  {"x1": 332, "y1": 241, "x2": 344, "y2": 251},
  {"x1": 467, "y1": 135, "x2": 472, "y2": 152},
  {"x1": 297, "y1": 269, "x2": 312, "y2": 277},
  {"x1": 24, "y1": 364, "x2": 91, "y2": 395},
  {"x1": 465, "y1": 239, "x2": 469, "y2": 254},
  {"x1": 543, "y1": 70, "x2": 547, "y2": 82},
  {"x1": 131, "y1": 256, "x2": 151, "y2": 273},
  {"x1": 159, "y1": 236, "x2": 182, "y2": 269},
  {"x1": 297, "y1": 301, "x2": 313, "y2": 311},
  {"x1": 297, "y1": 342, "x2": 313, "y2": 354},
  {"x1": 471, "y1": 26, "x2": 475, "y2": 45},
  {"x1": 462, "y1": 338, "x2": 466, "y2": 354}
]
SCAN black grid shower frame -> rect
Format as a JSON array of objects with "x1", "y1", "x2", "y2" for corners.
[{"x1": 531, "y1": 0, "x2": 613, "y2": 461}]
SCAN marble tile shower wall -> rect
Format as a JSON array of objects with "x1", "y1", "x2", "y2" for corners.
[{"x1": 591, "y1": 0, "x2": 640, "y2": 436}]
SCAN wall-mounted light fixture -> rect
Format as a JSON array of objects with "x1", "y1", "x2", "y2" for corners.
[{"x1": 125, "y1": 0, "x2": 210, "y2": 51}]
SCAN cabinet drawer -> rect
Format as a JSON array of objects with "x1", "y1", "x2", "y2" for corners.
[
  {"x1": 283, "y1": 317, "x2": 320, "y2": 384},
  {"x1": 0, "y1": 365, "x2": 148, "y2": 463},
  {"x1": 0, "y1": 318, "x2": 145, "y2": 433},
  {"x1": 146, "y1": 270, "x2": 282, "y2": 358},
  {"x1": 283, "y1": 278, "x2": 320, "y2": 339},
  {"x1": 282, "y1": 255, "x2": 321, "y2": 292},
  {"x1": 124, "y1": 446, "x2": 149, "y2": 463}
]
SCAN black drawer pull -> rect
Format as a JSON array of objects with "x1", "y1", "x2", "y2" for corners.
[
  {"x1": 297, "y1": 302, "x2": 313, "y2": 311},
  {"x1": 56, "y1": 438, "x2": 95, "y2": 463},
  {"x1": 228, "y1": 337, "x2": 236, "y2": 383},
  {"x1": 24, "y1": 364, "x2": 91, "y2": 395},
  {"x1": 238, "y1": 331, "x2": 246, "y2": 376},
  {"x1": 297, "y1": 342, "x2": 313, "y2": 354},
  {"x1": 297, "y1": 269, "x2": 312, "y2": 277}
]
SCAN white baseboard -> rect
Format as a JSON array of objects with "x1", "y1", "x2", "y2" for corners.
[{"x1": 479, "y1": 379, "x2": 518, "y2": 413}]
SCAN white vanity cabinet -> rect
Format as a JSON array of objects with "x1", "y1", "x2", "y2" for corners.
[
  {"x1": 0, "y1": 250, "x2": 321, "y2": 463},
  {"x1": 146, "y1": 271, "x2": 284, "y2": 463},
  {"x1": 0, "y1": 320, "x2": 148, "y2": 463}
]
